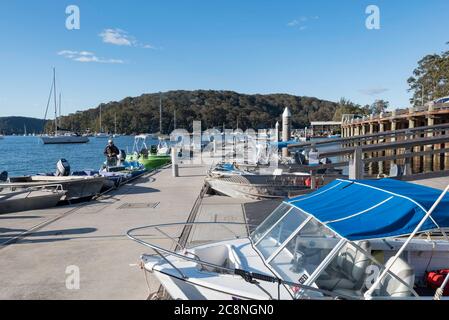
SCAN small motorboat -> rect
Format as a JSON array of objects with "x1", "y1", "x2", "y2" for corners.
[
  {"x1": 126, "y1": 135, "x2": 171, "y2": 170},
  {"x1": 7, "y1": 159, "x2": 105, "y2": 201},
  {"x1": 129, "y1": 178, "x2": 449, "y2": 300},
  {"x1": 0, "y1": 186, "x2": 66, "y2": 214},
  {"x1": 205, "y1": 162, "x2": 337, "y2": 200}
]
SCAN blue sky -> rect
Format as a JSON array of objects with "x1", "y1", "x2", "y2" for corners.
[{"x1": 0, "y1": 0, "x2": 448, "y2": 118}]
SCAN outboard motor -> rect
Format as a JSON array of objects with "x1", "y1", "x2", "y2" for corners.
[
  {"x1": 56, "y1": 159, "x2": 71, "y2": 177},
  {"x1": 294, "y1": 151, "x2": 307, "y2": 165},
  {"x1": 118, "y1": 149, "x2": 126, "y2": 161},
  {"x1": 0, "y1": 171, "x2": 8, "y2": 182},
  {"x1": 389, "y1": 164, "x2": 404, "y2": 177}
]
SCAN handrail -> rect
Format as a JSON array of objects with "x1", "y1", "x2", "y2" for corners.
[
  {"x1": 289, "y1": 122, "x2": 449, "y2": 149},
  {"x1": 127, "y1": 221, "x2": 359, "y2": 300}
]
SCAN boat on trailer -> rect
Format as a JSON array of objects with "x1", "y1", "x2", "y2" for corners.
[{"x1": 128, "y1": 178, "x2": 449, "y2": 300}]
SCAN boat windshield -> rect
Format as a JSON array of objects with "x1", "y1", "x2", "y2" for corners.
[
  {"x1": 250, "y1": 203, "x2": 341, "y2": 285},
  {"x1": 133, "y1": 136, "x2": 149, "y2": 153}
]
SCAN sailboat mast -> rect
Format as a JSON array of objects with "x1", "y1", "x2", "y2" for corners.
[
  {"x1": 174, "y1": 108, "x2": 177, "y2": 130},
  {"x1": 53, "y1": 68, "x2": 58, "y2": 136},
  {"x1": 59, "y1": 93, "x2": 62, "y2": 119},
  {"x1": 159, "y1": 92, "x2": 162, "y2": 134},
  {"x1": 100, "y1": 105, "x2": 102, "y2": 133},
  {"x1": 114, "y1": 112, "x2": 117, "y2": 135}
]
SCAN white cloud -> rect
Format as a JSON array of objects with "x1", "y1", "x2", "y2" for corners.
[
  {"x1": 287, "y1": 20, "x2": 299, "y2": 27},
  {"x1": 99, "y1": 28, "x2": 132, "y2": 46},
  {"x1": 57, "y1": 50, "x2": 124, "y2": 64},
  {"x1": 359, "y1": 87, "x2": 389, "y2": 96},
  {"x1": 99, "y1": 28, "x2": 155, "y2": 49},
  {"x1": 287, "y1": 15, "x2": 319, "y2": 30}
]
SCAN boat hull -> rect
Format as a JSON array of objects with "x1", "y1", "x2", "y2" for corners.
[
  {"x1": 7, "y1": 176, "x2": 105, "y2": 201},
  {"x1": 205, "y1": 174, "x2": 312, "y2": 200},
  {"x1": 151, "y1": 270, "x2": 244, "y2": 300},
  {"x1": 41, "y1": 136, "x2": 89, "y2": 144},
  {"x1": 126, "y1": 154, "x2": 171, "y2": 170},
  {"x1": 0, "y1": 190, "x2": 65, "y2": 214}
]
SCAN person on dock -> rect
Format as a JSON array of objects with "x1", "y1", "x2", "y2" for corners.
[{"x1": 104, "y1": 139, "x2": 120, "y2": 167}]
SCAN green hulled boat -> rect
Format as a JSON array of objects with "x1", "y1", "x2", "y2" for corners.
[{"x1": 126, "y1": 134, "x2": 171, "y2": 170}]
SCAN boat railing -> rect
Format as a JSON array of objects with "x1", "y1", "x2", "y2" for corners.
[
  {"x1": 0, "y1": 182, "x2": 64, "y2": 193},
  {"x1": 127, "y1": 221, "x2": 360, "y2": 300}
]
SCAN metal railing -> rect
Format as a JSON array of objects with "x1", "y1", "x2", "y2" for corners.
[{"x1": 127, "y1": 221, "x2": 359, "y2": 300}]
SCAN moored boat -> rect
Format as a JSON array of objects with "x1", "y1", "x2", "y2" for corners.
[
  {"x1": 205, "y1": 162, "x2": 339, "y2": 200},
  {"x1": 41, "y1": 68, "x2": 89, "y2": 145},
  {"x1": 0, "y1": 186, "x2": 66, "y2": 214},
  {"x1": 129, "y1": 178, "x2": 449, "y2": 300},
  {"x1": 41, "y1": 133, "x2": 89, "y2": 144},
  {"x1": 126, "y1": 134, "x2": 171, "y2": 170}
]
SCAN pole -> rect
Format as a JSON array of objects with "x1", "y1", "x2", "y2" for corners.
[
  {"x1": 159, "y1": 92, "x2": 163, "y2": 134},
  {"x1": 171, "y1": 147, "x2": 179, "y2": 177},
  {"x1": 53, "y1": 68, "x2": 57, "y2": 136},
  {"x1": 174, "y1": 109, "x2": 177, "y2": 130},
  {"x1": 282, "y1": 107, "x2": 291, "y2": 158}
]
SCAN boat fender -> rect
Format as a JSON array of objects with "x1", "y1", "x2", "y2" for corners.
[{"x1": 426, "y1": 269, "x2": 449, "y2": 296}]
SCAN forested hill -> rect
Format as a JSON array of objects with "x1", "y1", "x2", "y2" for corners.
[
  {"x1": 53, "y1": 90, "x2": 339, "y2": 134},
  {"x1": 0, "y1": 117, "x2": 47, "y2": 135}
]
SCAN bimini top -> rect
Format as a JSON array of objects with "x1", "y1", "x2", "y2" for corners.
[{"x1": 287, "y1": 179, "x2": 449, "y2": 241}]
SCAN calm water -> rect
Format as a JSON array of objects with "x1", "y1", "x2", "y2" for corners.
[
  {"x1": 0, "y1": 135, "x2": 345, "y2": 176},
  {"x1": 0, "y1": 136, "x2": 157, "y2": 176}
]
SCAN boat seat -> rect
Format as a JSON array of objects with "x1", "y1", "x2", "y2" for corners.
[
  {"x1": 333, "y1": 257, "x2": 415, "y2": 299},
  {"x1": 376, "y1": 256, "x2": 415, "y2": 298},
  {"x1": 317, "y1": 241, "x2": 371, "y2": 291}
]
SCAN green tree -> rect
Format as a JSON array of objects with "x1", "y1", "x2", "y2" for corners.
[
  {"x1": 370, "y1": 99, "x2": 389, "y2": 114},
  {"x1": 333, "y1": 98, "x2": 369, "y2": 121},
  {"x1": 408, "y1": 45, "x2": 449, "y2": 106}
]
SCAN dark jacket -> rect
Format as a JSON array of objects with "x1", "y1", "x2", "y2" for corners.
[{"x1": 104, "y1": 144, "x2": 120, "y2": 158}]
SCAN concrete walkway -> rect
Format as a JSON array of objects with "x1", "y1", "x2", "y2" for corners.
[{"x1": 0, "y1": 165, "x2": 206, "y2": 300}]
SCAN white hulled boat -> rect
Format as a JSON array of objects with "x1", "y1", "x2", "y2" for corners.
[
  {"x1": 129, "y1": 178, "x2": 449, "y2": 300},
  {"x1": 41, "y1": 68, "x2": 88, "y2": 144}
]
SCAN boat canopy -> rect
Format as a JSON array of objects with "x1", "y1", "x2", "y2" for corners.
[
  {"x1": 270, "y1": 140, "x2": 298, "y2": 149},
  {"x1": 287, "y1": 179, "x2": 449, "y2": 241}
]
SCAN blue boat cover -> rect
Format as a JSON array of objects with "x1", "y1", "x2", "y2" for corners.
[
  {"x1": 287, "y1": 179, "x2": 449, "y2": 240},
  {"x1": 271, "y1": 140, "x2": 298, "y2": 149}
]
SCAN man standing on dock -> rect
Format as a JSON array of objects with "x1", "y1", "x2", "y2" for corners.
[{"x1": 104, "y1": 139, "x2": 120, "y2": 167}]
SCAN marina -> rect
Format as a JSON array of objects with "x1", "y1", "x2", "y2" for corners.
[
  {"x1": 2, "y1": 1, "x2": 449, "y2": 308},
  {"x1": 2, "y1": 122, "x2": 449, "y2": 300}
]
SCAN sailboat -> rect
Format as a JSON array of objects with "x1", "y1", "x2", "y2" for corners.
[
  {"x1": 112, "y1": 113, "x2": 121, "y2": 138},
  {"x1": 96, "y1": 105, "x2": 109, "y2": 138},
  {"x1": 41, "y1": 69, "x2": 89, "y2": 144}
]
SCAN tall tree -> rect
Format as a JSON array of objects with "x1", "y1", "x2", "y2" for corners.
[
  {"x1": 333, "y1": 98, "x2": 369, "y2": 121},
  {"x1": 370, "y1": 99, "x2": 389, "y2": 114},
  {"x1": 408, "y1": 45, "x2": 449, "y2": 106}
]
